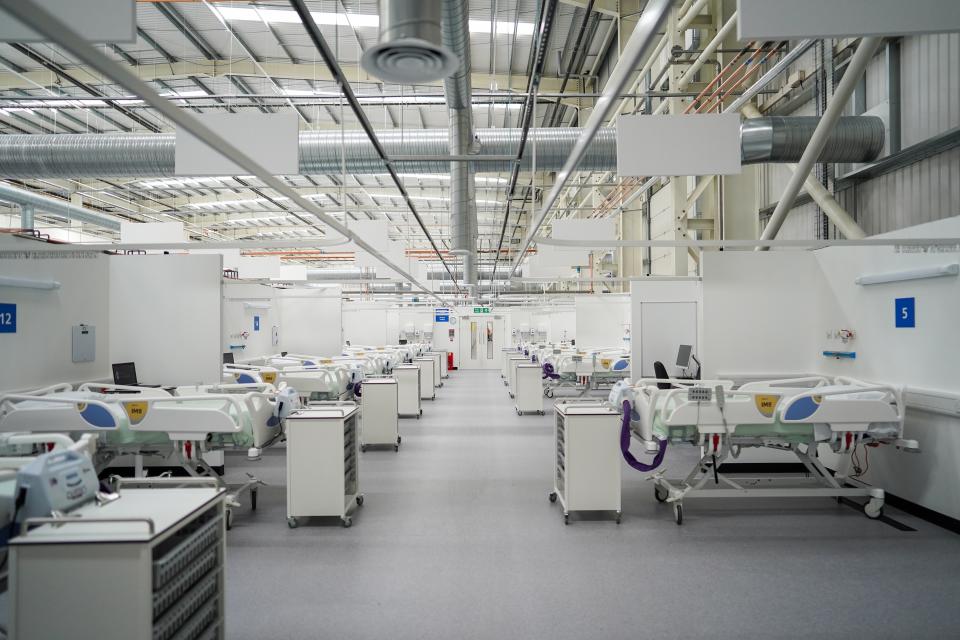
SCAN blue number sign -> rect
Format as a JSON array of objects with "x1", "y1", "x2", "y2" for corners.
[
  {"x1": 895, "y1": 297, "x2": 915, "y2": 328},
  {"x1": 253, "y1": 315, "x2": 261, "y2": 332},
  {"x1": 0, "y1": 303, "x2": 16, "y2": 333}
]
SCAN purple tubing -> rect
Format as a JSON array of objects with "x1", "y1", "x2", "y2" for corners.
[
  {"x1": 620, "y1": 400, "x2": 667, "y2": 472},
  {"x1": 542, "y1": 362, "x2": 560, "y2": 380},
  {"x1": 354, "y1": 381, "x2": 362, "y2": 398}
]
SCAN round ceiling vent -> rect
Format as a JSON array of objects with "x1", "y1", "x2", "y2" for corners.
[{"x1": 362, "y1": 38, "x2": 459, "y2": 85}]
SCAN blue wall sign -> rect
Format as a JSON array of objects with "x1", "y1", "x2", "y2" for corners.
[
  {"x1": 434, "y1": 307, "x2": 450, "y2": 323},
  {"x1": 0, "y1": 303, "x2": 16, "y2": 333},
  {"x1": 253, "y1": 315, "x2": 260, "y2": 331},
  {"x1": 895, "y1": 297, "x2": 915, "y2": 328}
]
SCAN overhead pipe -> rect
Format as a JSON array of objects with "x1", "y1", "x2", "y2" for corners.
[
  {"x1": 742, "y1": 104, "x2": 868, "y2": 241},
  {"x1": 0, "y1": 181, "x2": 121, "y2": 231},
  {"x1": 307, "y1": 267, "x2": 376, "y2": 281},
  {"x1": 757, "y1": 37, "x2": 882, "y2": 246},
  {"x1": 509, "y1": 0, "x2": 674, "y2": 276},
  {"x1": 0, "y1": 0, "x2": 447, "y2": 304},
  {"x1": 0, "y1": 120, "x2": 885, "y2": 179},
  {"x1": 442, "y1": 0, "x2": 478, "y2": 285}
]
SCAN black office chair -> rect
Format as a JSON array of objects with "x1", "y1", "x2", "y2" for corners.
[{"x1": 653, "y1": 361, "x2": 674, "y2": 390}]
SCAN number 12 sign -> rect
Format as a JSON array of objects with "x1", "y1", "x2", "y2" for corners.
[{"x1": 0, "y1": 303, "x2": 16, "y2": 333}]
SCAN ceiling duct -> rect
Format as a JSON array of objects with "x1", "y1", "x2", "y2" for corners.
[
  {"x1": 0, "y1": 118, "x2": 884, "y2": 178},
  {"x1": 306, "y1": 267, "x2": 377, "y2": 281},
  {"x1": 361, "y1": 0, "x2": 459, "y2": 84},
  {"x1": 442, "y1": 0, "x2": 478, "y2": 286}
]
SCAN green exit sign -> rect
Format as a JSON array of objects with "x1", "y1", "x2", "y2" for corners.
[{"x1": 473, "y1": 307, "x2": 491, "y2": 314}]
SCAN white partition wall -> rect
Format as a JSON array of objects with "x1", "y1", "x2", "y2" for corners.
[
  {"x1": 0, "y1": 239, "x2": 111, "y2": 391},
  {"x1": 575, "y1": 295, "x2": 630, "y2": 350},
  {"x1": 109, "y1": 254, "x2": 223, "y2": 386},
  {"x1": 222, "y1": 282, "x2": 278, "y2": 361},
  {"x1": 630, "y1": 279, "x2": 702, "y2": 379},
  {"x1": 341, "y1": 303, "x2": 388, "y2": 346},
  {"x1": 277, "y1": 286, "x2": 342, "y2": 356},
  {"x1": 700, "y1": 216, "x2": 960, "y2": 519}
]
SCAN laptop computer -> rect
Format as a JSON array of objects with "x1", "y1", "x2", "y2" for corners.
[
  {"x1": 223, "y1": 352, "x2": 235, "y2": 364},
  {"x1": 111, "y1": 362, "x2": 161, "y2": 388}
]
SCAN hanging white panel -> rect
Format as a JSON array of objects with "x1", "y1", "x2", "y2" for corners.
[
  {"x1": 617, "y1": 114, "x2": 741, "y2": 176},
  {"x1": 0, "y1": 0, "x2": 135, "y2": 43},
  {"x1": 175, "y1": 114, "x2": 299, "y2": 176},
  {"x1": 120, "y1": 221, "x2": 186, "y2": 245},
  {"x1": 738, "y1": 0, "x2": 960, "y2": 39}
]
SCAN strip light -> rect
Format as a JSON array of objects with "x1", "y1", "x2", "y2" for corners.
[
  {"x1": 0, "y1": 276, "x2": 61, "y2": 290},
  {"x1": 855, "y1": 263, "x2": 959, "y2": 286}
]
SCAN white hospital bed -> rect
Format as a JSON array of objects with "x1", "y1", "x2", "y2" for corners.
[{"x1": 615, "y1": 375, "x2": 919, "y2": 525}]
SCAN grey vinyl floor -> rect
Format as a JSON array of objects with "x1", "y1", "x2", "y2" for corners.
[{"x1": 224, "y1": 369, "x2": 960, "y2": 640}]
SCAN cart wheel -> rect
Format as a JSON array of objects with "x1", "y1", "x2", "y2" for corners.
[
  {"x1": 863, "y1": 500, "x2": 884, "y2": 520},
  {"x1": 287, "y1": 517, "x2": 298, "y2": 529},
  {"x1": 539, "y1": 410, "x2": 545, "y2": 415},
  {"x1": 417, "y1": 414, "x2": 421, "y2": 420},
  {"x1": 420, "y1": 409, "x2": 423, "y2": 416},
  {"x1": 616, "y1": 511, "x2": 622, "y2": 525},
  {"x1": 549, "y1": 491, "x2": 558, "y2": 503},
  {"x1": 342, "y1": 516, "x2": 353, "y2": 528},
  {"x1": 564, "y1": 513, "x2": 570, "y2": 525},
  {"x1": 397, "y1": 435, "x2": 402, "y2": 445},
  {"x1": 356, "y1": 494, "x2": 364, "y2": 507},
  {"x1": 516, "y1": 408, "x2": 521, "y2": 416},
  {"x1": 225, "y1": 509, "x2": 233, "y2": 531},
  {"x1": 251, "y1": 488, "x2": 258, "y2": 511},
  {"x1": 361, "y1": 444, "x2": 367, "y2": 452},
  {"x1": 654, "y1": 486, "x2": 668, "y2": 503},
  {"x1": 673, "y1": 503, "x2": 683, "y2": 526},
  {"x1": 394, "y1": 444, "x2": 399, "y2": 452}
]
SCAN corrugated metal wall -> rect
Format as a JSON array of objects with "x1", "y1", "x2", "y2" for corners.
[{"x1": 761, "y1": 33, "x2": 960, "y2": 241}]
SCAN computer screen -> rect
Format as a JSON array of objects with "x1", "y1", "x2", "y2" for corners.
[
  {"x1": 223, "y1": 352, "x2": 235, "y2": 364},
  {"x1": 112, "y1": 362, "x2": 138, "y2": 386},
  {"x1": 676, "y1": 344, "x2": 693, "y2": 368}
]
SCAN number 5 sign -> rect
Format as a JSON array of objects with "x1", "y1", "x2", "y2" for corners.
[{"x1": 895, "y1": 297, "x2": 915, "y2": 328}]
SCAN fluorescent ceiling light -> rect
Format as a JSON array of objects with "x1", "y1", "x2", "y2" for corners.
[
  {"x1": 214, "y1": 6, "x2": 533, "y2": 36},
  {"x1": 186, "y1": 197, "x2": 291, "y2": 210}
]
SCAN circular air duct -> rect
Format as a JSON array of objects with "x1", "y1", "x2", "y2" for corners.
[{"x1": 361, "y1": 0, "x2": 459, "y2": 84}]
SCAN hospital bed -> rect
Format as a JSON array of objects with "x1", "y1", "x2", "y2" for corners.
[
  {"x1": 0, "y1": 382, "x2": 293, "y2": 527},
  {"x1": 613, "y1": 375, "x2": 919, "y2": 525}
]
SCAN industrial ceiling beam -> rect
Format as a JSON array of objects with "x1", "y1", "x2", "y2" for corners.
[
  {"x1": 0, "y1": 0, "x2": 449, "y2": 305},
  {"x1": 286, "y1": 0, "x2": 460, "y2": 294}
]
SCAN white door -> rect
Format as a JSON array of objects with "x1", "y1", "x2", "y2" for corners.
[
  {"x1": 458, "y1": 315, "x2": 505, "y2": 369},
  {"x1": 639, "y1": 302, "x2": 698, "y2": 378}
]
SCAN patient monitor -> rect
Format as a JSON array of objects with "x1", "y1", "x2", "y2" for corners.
[{"x1": 676, "y1": 344, "x2": 701, "y2": 380}]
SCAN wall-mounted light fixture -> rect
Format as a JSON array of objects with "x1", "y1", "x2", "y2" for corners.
[
  {"x1": 242, "y1": 301, "x2": 272, "y2": 310},
  {"x1": 855, "y1": 263, "x2": 959, "y2": 286},
  {"x1": 0, "y1": 276, "x2": 61, "y2": 290}
]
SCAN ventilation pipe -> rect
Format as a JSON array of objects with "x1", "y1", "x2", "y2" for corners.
[
  {"x1": 0, "y1": 119, "x2": 884, "y2": 178},
  {"x1": 0, "y1": 181, "x2": 121, "y2": 231},
  {"x1": 442, "y1": 0, "x2": 478, "y2": 286},
  {"x1": 306, "y1": 267, "x2": 377, "y2": 281},
  {"x1": 361, "y1": 0, "x2": 458, "y2": 84},
  {"x1": 741, "y1": 116, "x2": 884, "y2": 164}
]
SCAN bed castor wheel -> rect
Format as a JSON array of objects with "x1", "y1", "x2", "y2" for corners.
[
  {"x1": 394, "y1": 444, "x2": 399, "y2": 451},
  {"x1": 563, "y1": 513, "x2": 570, "y2": 525},
  {"x1": 864, "y1": 500, "x2": 883, "y2": 520},
  {"x1": 538, "y1": 410, "x2": 545, "y2": 415},
  {"x1": 397, "y1": 436, "x2": 402, "y2": 445},
  {"x1": 615, "y1": 511, "x2": 622, "y2": 525},
  {"x1": 356, "y1": 494, "x2": 364, "y2": 507},
  {"x1": 225, "y1": 509, "x2": 233, "y2": 530},
  {"x1": 549, "y1": 491, "x2": 557, "y2": 503},
  {"x1": 250, "y1": 488, "x2": 258, "y2": 511},
  {"x1": 287, "y1": 517, "x2": 298, "y2": 529},
  {"x1": 342, "y1": 516, "x2": 353, "y2": 528},
  {"x1": 654, "y1": 486, "x2": 668, "y2": 503},
  {"x1": 361, "y1": 444, "x2": 367, "y2": 452},
  {"x1": 673, "y1": 503, "x2": 683, "y2": 525}
]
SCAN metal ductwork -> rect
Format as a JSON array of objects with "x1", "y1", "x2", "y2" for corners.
[
  {"x1": 442, "y1": 0, "x2": 478, "y2": 286},
  {"x1": 306, "y1": 267, "x2": 377, "y2": 281},
  {"x1": 740, "y1": 116, "x2": 885, "y2": 164},
  {"x1": 425, "y1": 264, "x2": 509, "y2": 280},
  {"x1": 0, "y1": 118, "x2": 885, "y2": 179},
  {"x1": 0, "y1": 181, "x2": 121, "y2": 230},
  {"x1": 361, "y1": 0, "x2": 458, "y2": 84}
]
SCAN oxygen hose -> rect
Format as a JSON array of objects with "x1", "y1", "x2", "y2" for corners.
[{"x1": 620, "y1": 400, "x2": 668, "y2": 472}]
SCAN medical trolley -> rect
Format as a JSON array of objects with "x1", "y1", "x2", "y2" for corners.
[
  {"x1": 286, "y1": 404, "x2": 364, "y2": 528},
  {"x1": 549, "y1": 401, "x2": 622, "y2": 524},
  {"x1": 393, "y1": 364, "x2": 422, "y2": 418},
  {"x1": 360, "y1": 377, "x2": 401, "y2": 451},
  {"x1": 514, "y1": 363, "x2": 545, "y2": 415},
  {"x1": 9, "y1": 481, "x2": 226, "y2": 640}
]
